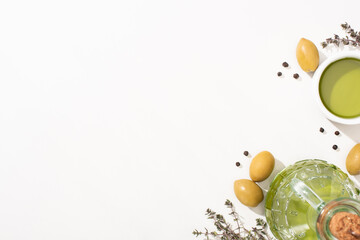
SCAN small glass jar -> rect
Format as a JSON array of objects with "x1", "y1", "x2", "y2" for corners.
[{"x1": 317, "y1": 197, "x2": 360, "y2": 239}]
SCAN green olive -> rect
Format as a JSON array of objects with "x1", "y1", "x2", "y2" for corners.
[
  {"x1": 296, "y1": 38, "x2": 319, "y2": 72},
  {"x1": 346, "y1": 144, "x2": 360, "y2": 175},
  {"x1": 234, "y1": 179, "x2": 263, "y2": 207},
  {"x1": 249, "y1": 151, "x2": 275, "y2": 182}
]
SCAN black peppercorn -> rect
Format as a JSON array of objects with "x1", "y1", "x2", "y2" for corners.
[
  {"x1": 332, "y1": 145, "x2": 338, "y2": 150},
  {"x1": 293, "y1": 73, "x2": 299, "y2": 79},
  {"x1": 282, "y1": 62, "x2": 289, "y2": 67},
  {"x1": 236, "y1": 162, "x2": 241, "y2": 167},
  {"x1": 320, "y1": 127, "x2": 325, "y2": 133},
  {"x1": 335, "y1": 131, "x2": 340, "y2": 136},
  {"x1": 243, "y1": 151, "x2": 249, "y2": 156},
  {"x1": 277, "y1": 72, "x2": 282, "y2": 77}
]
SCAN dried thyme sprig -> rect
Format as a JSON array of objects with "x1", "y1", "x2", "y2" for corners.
[
  {"x1": 321, "y1": 22, "x2": 360, "y2": 48},
  {"x1": 193, "y1": 200, "x2": 273, "y2": 240}
]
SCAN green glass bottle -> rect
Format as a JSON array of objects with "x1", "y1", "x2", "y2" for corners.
[{"x1": 265, "y1": 160, "x2": 359, "y2": 240}]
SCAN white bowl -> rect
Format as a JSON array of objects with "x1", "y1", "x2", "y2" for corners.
[{"x1": 313, "y1": 51, "x2": 360, "y2": 125}]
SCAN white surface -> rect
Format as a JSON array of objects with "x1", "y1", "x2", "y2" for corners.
[{"x1": 1, "y1": 1, "x2": 360, "y2": 239}]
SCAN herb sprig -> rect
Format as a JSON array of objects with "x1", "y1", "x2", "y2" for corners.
[
  {"x1": 321, "y1": 22, "x2": 360, "y2": 48},
  {"x1": 193, "y1": 200, "x2": 272, "y2": 240}
]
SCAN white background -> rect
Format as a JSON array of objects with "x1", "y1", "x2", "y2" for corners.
[{"x1": 1, "y1": 0, "x2": 360, "y2": 239}]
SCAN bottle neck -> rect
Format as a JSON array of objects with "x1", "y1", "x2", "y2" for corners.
[{"x1": 317, "y1": 198, "x2": 360, "y2": 240}]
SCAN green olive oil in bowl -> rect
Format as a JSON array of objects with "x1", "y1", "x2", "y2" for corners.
[
  {"x1": 319, "y1": 58, "x2": 360, "y2": 118},
  {"x1": 314, "y1": 52, "x2": 360, "y2": 124}
]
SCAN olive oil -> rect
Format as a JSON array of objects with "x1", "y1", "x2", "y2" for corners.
[
  {"x1": 265, "y1": 160, "x2": 358, "y2": 240},
  {"x1": 319, "y1": 58, "x2": 360, "y2": 118}
]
